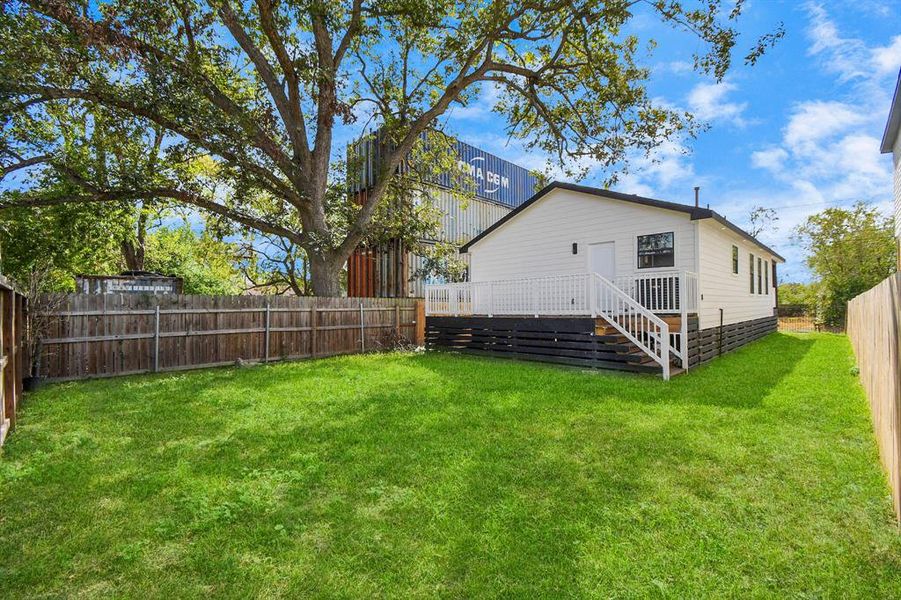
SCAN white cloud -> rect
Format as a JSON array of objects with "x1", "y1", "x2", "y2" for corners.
[
  {"x1": 751, "y1": 148, "x2": 788, "y2": 172},
  {"x1": 782, "y1": 101, "x2": 866, "y2": 151},
  {"x1": 805, "y1": 2, "x2": 871, "y2": 81},
  {"x1": 446, "y1": 83, "x2": 502, "y2": 121},
  {"x1": 611, "y1": 140, "x2": 702, "y2": 200},
  {"x1": 872, "y1": 35, "x2": 901, "y2": 76},
  {"x1": 687, "y1": 81, "x2": 748, "y2": 127}
]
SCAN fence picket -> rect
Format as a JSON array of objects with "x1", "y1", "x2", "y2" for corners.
[{"x1": 36, "y1": 294, "x2": 423, "y2": 380}]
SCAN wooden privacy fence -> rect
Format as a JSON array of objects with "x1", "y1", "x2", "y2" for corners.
[
  {"x1": 37, "y1": 294, "x2": 425, "y2": 381},
  {"x1": 0, "y1": 276, "x2": 27, "y2": 446},
  {"x1": 847, "y1": 273, "x2": 901, "y2": 523}
]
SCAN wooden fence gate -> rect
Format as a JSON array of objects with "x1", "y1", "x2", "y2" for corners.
[{"x1": 37, "y1": 294, "x2": 425, "y2": 381}]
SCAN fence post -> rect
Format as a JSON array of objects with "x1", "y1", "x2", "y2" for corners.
[
  {"x1": 395, "y1": 304, "x2": 400, "y2": 338},
  {"x1": 415, "y1": 300, "x2": 425, "y2": 346},
  {"x1": 264, "y1": 301, "x2": 271, "y2": 363},
  {"x1": 359, "y1": 302, "x2": 365, "y2": 352},
  {"x1": 153, "y1": 305, "x2": 160, "y2": 373},
  {"x1": 310, "y1": 304, "x2": 317, "y2": 358}
]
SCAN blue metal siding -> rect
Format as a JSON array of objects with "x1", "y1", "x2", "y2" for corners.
[{"x1": 350, "y1": 130, "x2": 540, "y2": 208}]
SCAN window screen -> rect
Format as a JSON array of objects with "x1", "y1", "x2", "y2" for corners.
[{"x1": 732, "y1": 245, "x2": 739, "y2": 274}]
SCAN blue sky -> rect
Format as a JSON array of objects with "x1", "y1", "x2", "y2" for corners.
[{"x1": 436, "y1": 1, "x2": 901, "y2": 283}]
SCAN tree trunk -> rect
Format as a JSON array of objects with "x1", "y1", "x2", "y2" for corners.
[
  {"x1": 307, "y1": 252, "x2": 343, "y2": 297},
  {"x1": 121, "y1": 239, "x2": 144, "y2": 271}
]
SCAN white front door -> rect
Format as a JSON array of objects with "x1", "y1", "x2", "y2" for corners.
[{"x1": 589, "y1": 242, "x2": 616, "y2": 280}]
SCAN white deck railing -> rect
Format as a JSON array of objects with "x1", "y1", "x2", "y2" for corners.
[
  {"x1": 614, "y1": 270, "x2": 698, "y2": 313},
  {"x1": 425, "y1": 272, "x2": 686, "y2": 379},
  {"x1": 425, "y1": 271, "x2": 698, "y2": 317},
  {"x1": 424, "y1": 274, "x2": 592, "y2": 317}
]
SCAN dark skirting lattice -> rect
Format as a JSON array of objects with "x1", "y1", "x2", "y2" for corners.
[{"x1": 426, "y1": 316, "x2": 661, "y2": 373}]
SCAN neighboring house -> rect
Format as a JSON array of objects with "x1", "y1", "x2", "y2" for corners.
[
  {"x1": 425, "y1": 182, "x2": 784, "y2": 379},
  {"x1": 880, "y1": 68, "x2": 901, "y2": 269},
  {"x1": 347, "y1": 131, "x2": 540, "y2": 297}
]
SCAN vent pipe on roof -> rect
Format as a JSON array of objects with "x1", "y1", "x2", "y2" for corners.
[{"x1": 694, "y1": 186, "x2": 700, "y2": 208}]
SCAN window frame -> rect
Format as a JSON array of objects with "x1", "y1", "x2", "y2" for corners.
[
  {"x1": 749, "y1": 253, "x2": 755, "y2": 293},
  {"x1": 764, "y1": 259, "x2": 769, "y2": 295},
  {"x1": 757, "y1": 257, "x2": 762, "y2": 294},
  {"x1": 731, "y1": 245, "x2": 739, "y2": 275},
  {"x1": 636, "y1": 231, "x2": 676, "y2": 270}
]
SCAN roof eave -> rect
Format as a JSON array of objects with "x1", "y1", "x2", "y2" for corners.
[
  {"x1": 880, "y1": 68, "x2": 901, "y2": 154},
  {"x1": 459, "y1": 181, "x2": 785, "y2": 261}
]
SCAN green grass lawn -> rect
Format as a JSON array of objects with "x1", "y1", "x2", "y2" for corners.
[{"x1": 1, "y1": 333, "x2": 900, "y2": 598}]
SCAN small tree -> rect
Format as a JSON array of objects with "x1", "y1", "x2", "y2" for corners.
[
  {"x1": 793, "y1": 203, "x2": 895, "y2": 326},
  {"x1": 21, "y1": 265, "x2": 67, "y2": 379}
]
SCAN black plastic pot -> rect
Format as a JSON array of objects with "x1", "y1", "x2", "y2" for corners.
[{"x1": 23, "y1": 376, "x2": 44, "y2": 392}]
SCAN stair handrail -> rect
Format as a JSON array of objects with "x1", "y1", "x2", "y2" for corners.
[{"x1": 590, "y1": 272, "x2": 671, "y2": 380}]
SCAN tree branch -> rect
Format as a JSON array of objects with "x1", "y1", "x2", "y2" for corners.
[
  {"x1": 216, "y1": 0, "x2": 308, "y2": 163},
  {"x1": 0, "y1": 154, "x2": 52, "y2": 180}
]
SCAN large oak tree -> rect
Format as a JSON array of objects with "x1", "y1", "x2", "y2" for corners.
[{"x1": 1, "y1": 0, "x2": 781, "y2": 295}]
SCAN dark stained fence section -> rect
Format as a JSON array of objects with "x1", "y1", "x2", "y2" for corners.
[
  {"x1": 38, "y1": 294, "x2": 424, "y2": 381},
  {"x1": 0, "y1": 276, "x2": 27, "y2": 446},
  {"x1": 687, "y1": 316, "x2": 777, "y2": 367},
  {"x1": 426, "y1": 316, "x2": 661, "y2": 374}
]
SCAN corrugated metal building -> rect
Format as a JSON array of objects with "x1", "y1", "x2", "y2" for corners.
[
  {"x1": 347, "y1": 132, "x2": 539, "y2": 297},
  {"x1": 75, "y1": 272, "x2": 184, "y2": 295}
]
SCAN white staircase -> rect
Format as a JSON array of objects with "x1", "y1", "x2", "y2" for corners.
[{"x1": 589, "y1": 273, "x2": 672, "y2": 380}]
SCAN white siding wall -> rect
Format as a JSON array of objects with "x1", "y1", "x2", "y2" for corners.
[
  {"x1": 468, "y1": 188, "x2": 697, "y2": 282},
  {"x1": 697, "y1": 220, "x2": 779, "y2": 329}
]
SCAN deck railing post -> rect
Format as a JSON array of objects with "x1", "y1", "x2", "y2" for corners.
[
  {"x1": 661, "y1": 322, "x2": 671, "y2": 381},
  {"x1": 679, "y1": 272, "x2": 688, "y2": 370},
  {"x1": 589, "y1": 273, "x2": 597, "y2": 317}
]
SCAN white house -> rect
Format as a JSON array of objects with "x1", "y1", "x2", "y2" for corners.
[
  {"x1": 880, "y1": 68, "x2": 901, "y2": 268},
  {"x1": 425, "y1": 182, "x2": 784, "y2": 379}
]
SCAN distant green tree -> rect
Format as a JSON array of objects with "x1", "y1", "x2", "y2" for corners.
[
  {"x1": 793, "y1": 203, "x2": 895, "y2": 326},
  {"x1": 776, "y1": 281, "x2": 818, "y2": 319},
  {"x1": 143, "y1": 225, "x2": 244, "y2": 296},
  {"x1": 0, "y1": 203, "x2": 123, "y2": 290}
]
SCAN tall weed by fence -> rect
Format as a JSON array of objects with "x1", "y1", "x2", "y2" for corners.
[
  {"x1": 37, "y1": 294, "x2": 425, "y2": 381},
  {"x1": 847, "y1": 273, "x2": 901, "y2": 523}
]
